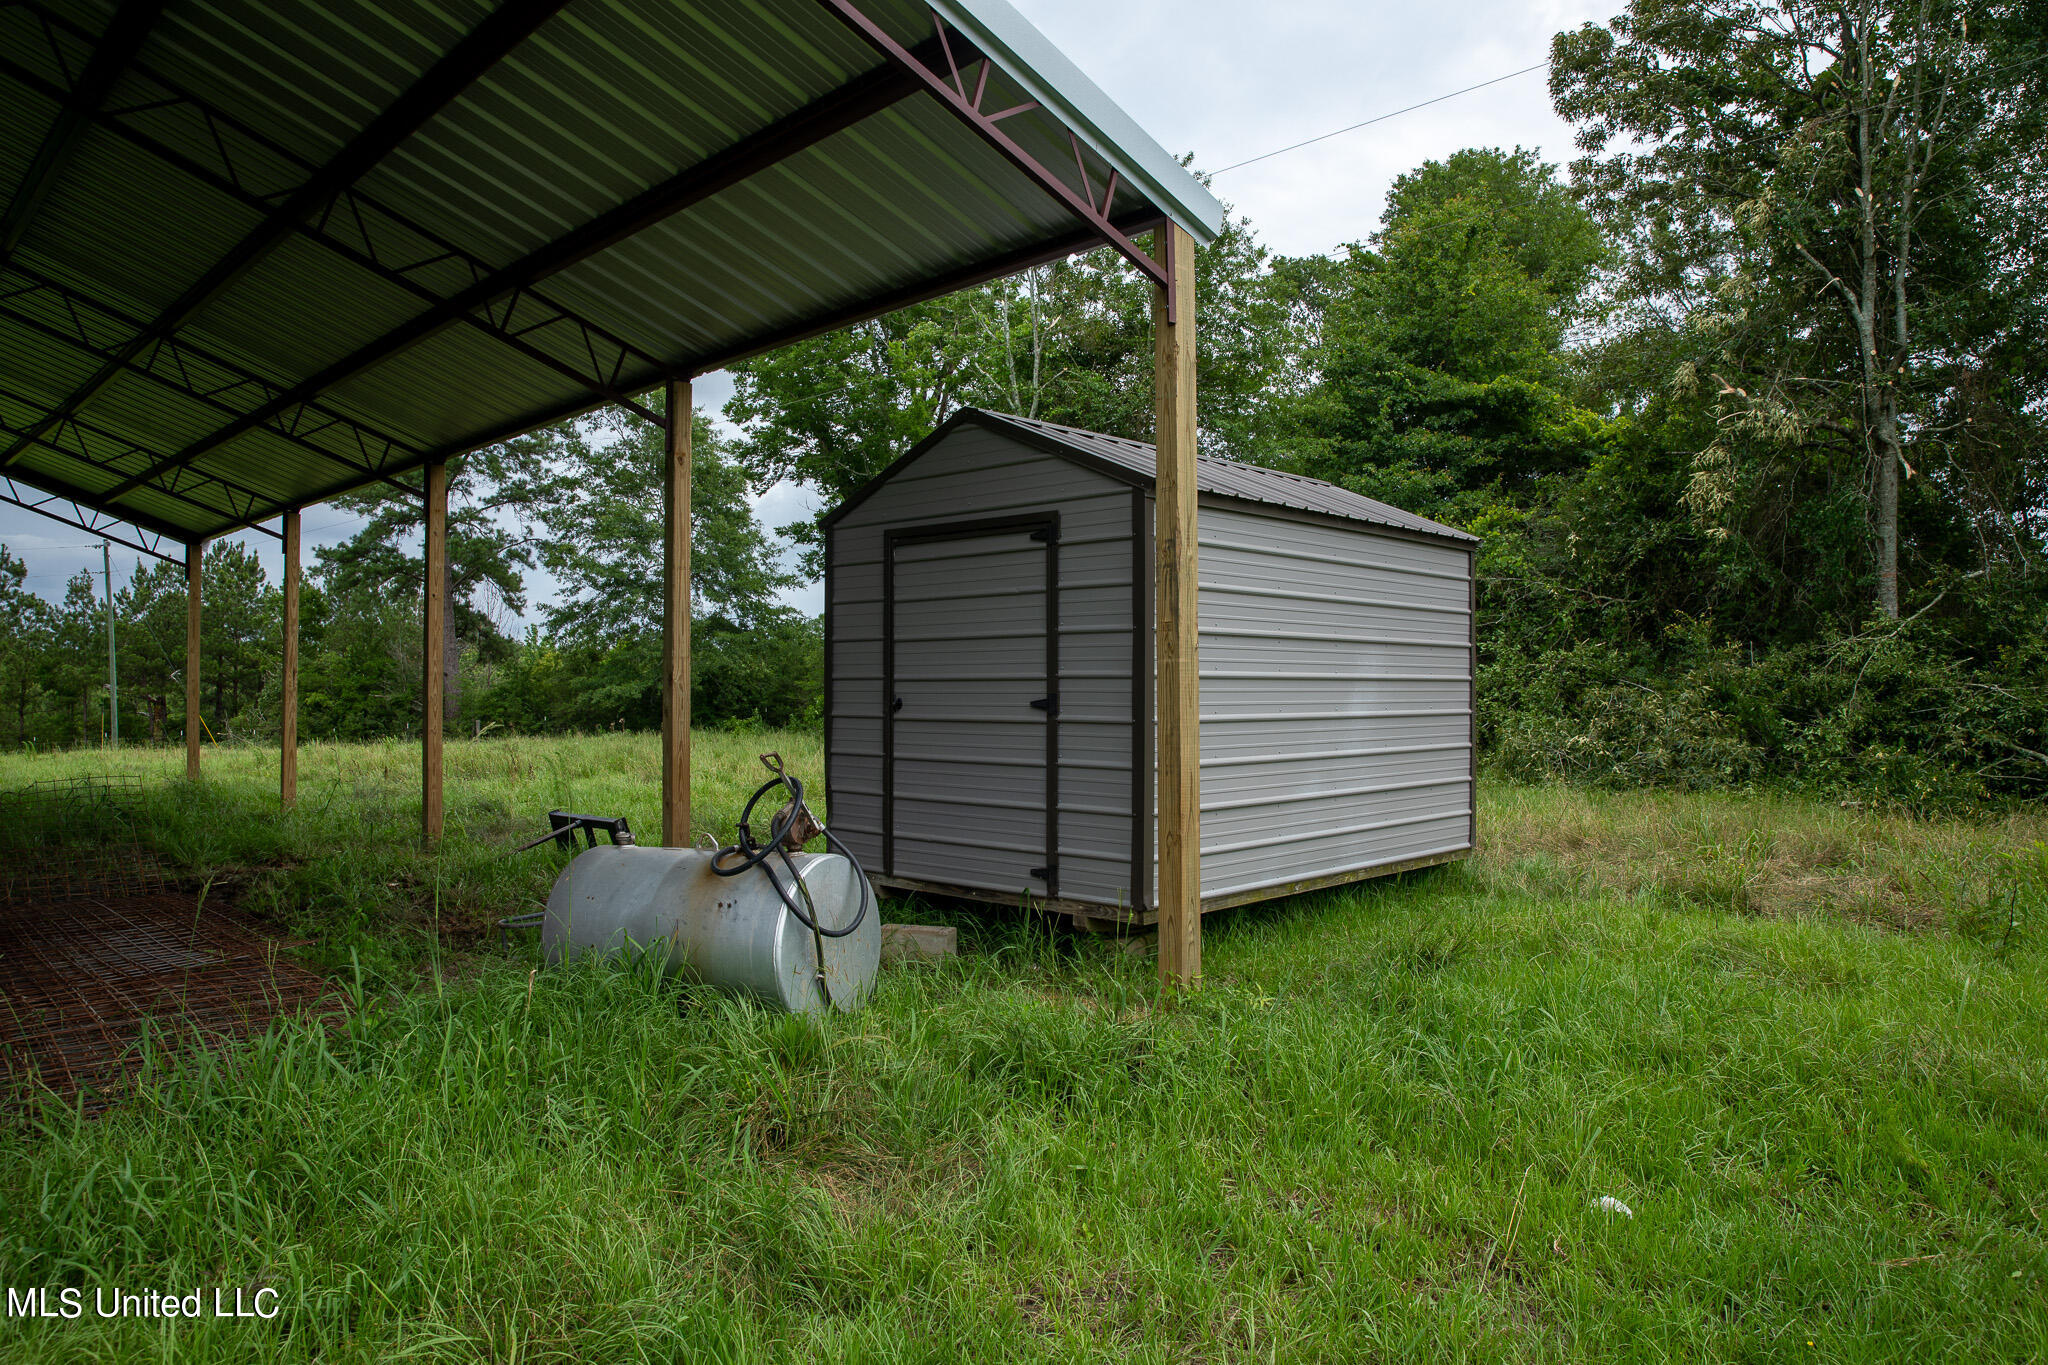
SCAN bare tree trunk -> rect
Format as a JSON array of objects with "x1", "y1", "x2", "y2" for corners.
[
  {"x1": 1872, "y1": 395, "x2": 1902, "y2": 617},
  {"x1": 1849, "y1": 8, "x2": 1902, "y2": 620}
]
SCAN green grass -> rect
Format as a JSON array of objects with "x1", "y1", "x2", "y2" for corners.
[{"x1": 2, "y1": 735, "x2": 2046, "y2": 1362}]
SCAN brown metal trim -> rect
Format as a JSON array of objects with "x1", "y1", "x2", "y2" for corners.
[
  {"x1": 821, "y1": 405, "x2": 1478, "y2": 552},
  {"x1": 882, "y1": 513, "x2": 1064, "y2": 546},
  {"x1": 1197, "y1": 851, "x2": 1468, "y2": 914},
  {"x1": 880, "y1": 528, "x2": 895, "y2": 877},
  {"x1": 1192, "y1": 492, "x2": 1478, "y2": 551},
  {"x1": 1131, "y1": 486, "x2": 1151, "y2": 915},
  {"x1": 822, "y1": 522, "x2": 837, "y2": 835},
  {"x1": 882, "y1": 512, "x2": 1059, "y2": 897},
  {"x1": 876, "y1": 849, "x2": 1471, "y2": 924},
  {"x1": 1468, "y1": 545, "x2": 1479, "y2": 852},
  {"x1": 870, "y1": 873, "x2": 1121, "y2": 922},
  {"x1": 820, "y1": 397, "x2": 1155, "y2": 532},
  {"x1": 1045, "y1": 515, "x2": 1061, "y2": 899}
]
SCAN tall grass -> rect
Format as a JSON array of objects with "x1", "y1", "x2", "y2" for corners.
[
  {"x1": 1, "y1": 737, "x2": 2044, "y2": 1361},
  {"x1": 0, "y1": 731, "x2": 825, "y2": 983}
]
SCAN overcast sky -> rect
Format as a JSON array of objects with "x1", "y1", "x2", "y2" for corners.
[{"x1": 3, "y1": 0, "x2": 1617, "y2": 619}]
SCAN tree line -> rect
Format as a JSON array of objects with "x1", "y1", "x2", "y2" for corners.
[
  {"x1": 1, "y1": 401, "x2": 820, "y2": 747},
  {"x1": 3, "y1": 0, "x2": 2043, "y2": 806}
]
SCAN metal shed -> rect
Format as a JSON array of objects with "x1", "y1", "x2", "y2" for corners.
[{"x1": 824, "y1": 408, "x2": 1478, "y2": 928}]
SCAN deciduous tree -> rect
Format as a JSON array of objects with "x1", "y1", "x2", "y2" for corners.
[{"x1": 1553, "y1": 0, "x2": 2043, "y2": 615}]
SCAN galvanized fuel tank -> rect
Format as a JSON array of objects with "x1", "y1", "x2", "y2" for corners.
[{"x1": 542, "y1": 845, "x2": 878, "y2": 1014}]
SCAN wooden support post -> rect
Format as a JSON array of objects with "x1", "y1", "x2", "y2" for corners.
[
  {"x1": 662, "y1": 378, "x2": 693, "y2": 847},
  {"x1": 1153, "y1": 223, "x2": 1200, "y2": 989},
  {"x1": 281, "y1": 508, "x2": 300, "y2": 807},
  {"x1": 422, "y1": 461, "x2": 448, "y2": 846},
  {"x1": 184, "y1": 539, "x2": 202, "y2": 780}
]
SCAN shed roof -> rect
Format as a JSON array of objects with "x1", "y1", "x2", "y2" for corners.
[
  {"x1": 829, "y1": 408, "x2": 1479, "y2": 544},
  {"x1": 0, "y1": 0, "x2": 1224, "y2": 555}
]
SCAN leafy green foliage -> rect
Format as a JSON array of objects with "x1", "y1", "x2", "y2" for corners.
[
  {"x1": 530, "y1": 400, "x2": 791, "y2": 644},
  {"x1": 0, "y1": 544, "x2": 54, "y2": 746},
  {"x1": 1289, "y1": 148, "x2": 1609, "y2": 524},
  {"x1": 1551, "y1": 0, "x2": 2048, "y2": 616}
]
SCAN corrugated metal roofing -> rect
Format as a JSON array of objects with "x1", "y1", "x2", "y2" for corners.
[
  {"x1": 0, "y1": 0, "x2": 1223, "y2": 545},
  {"x1": 971, "y1": 410, "x2": 1479, "y2": 544}
]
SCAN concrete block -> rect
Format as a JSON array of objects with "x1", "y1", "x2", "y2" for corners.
[{"x1": 881, "y1": 923, "x2": 957, "y2": 962}]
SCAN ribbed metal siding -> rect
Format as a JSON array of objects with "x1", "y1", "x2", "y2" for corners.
[
  {"x1": 889, "y1": 528, "x2": 1049, "y2": 891},
  {"x1": 827, "y1": 423, "x2": 1137, "y2": 905},
  {"x1": 1185, "y1": 502, "x2": 1476, "y2": 900}
]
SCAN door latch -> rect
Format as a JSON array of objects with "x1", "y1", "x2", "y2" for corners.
[{"x1": 1029, "y1": 694, "x2": 1059, "y2": 715}]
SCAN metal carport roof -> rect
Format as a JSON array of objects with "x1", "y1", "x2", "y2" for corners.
[{"x1": 0, "y1": 0, "x2": 1224, "y2": 556}]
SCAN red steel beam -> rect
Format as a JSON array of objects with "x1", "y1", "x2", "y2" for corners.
[{"x1": 814, "y1": 0, "x2": 1169, "y2": 299}]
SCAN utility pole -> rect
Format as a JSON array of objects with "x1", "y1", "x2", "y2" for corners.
[{"x1": 101, "y1": 540, "x2": 119, "y2": 749}]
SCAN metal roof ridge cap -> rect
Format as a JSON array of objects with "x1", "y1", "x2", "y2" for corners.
[
  {"x1": 929, "y1": 0, "x2": 1226, "y2": 245},
  {"x1": 931, "y1": 411, "x2": 1475, "y2": 541}
]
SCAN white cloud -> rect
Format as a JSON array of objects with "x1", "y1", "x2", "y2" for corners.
[{"x1": 1013, "y1": 0, "x2": 1614, "y2": 258}]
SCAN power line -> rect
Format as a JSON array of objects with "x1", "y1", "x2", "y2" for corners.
[
  {"x1": 1208, "y1": 43, "x2": 2046, "y2": 181},
  {"x1": 1212, "y1": 61, "x2": 1552, "y2": 176}
]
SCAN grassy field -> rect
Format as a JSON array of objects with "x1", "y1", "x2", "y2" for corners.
[{"x1": 1, "y1": 733, "x2": 2045, "y2": 1362}]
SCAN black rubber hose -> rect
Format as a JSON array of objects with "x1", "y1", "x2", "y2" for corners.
[{"x1": 709, "y1": 767, "x2": 871, "y2": 941}]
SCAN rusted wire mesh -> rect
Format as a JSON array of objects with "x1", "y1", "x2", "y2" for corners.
[
  {"x1": 0, "y1": 775, "x2": 165, "y2": 903},
  {"x1": 0, "y1": 776, "x2": 340, "y2": 1113}
]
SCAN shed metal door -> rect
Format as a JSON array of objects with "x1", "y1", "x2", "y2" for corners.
[{"x1": 885, "y1": 515, "x2": 1059, "y2": 898}]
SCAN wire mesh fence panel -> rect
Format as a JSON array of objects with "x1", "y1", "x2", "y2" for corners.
[{"x1": 0, "y1": 776, "x2": 340, "y2": 1113}]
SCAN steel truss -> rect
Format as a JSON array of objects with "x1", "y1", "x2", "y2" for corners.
[
  {"x1": 0, "y1": 0, "x2": 577, "y2": 482},
  {"x1": 54, "y1": 30, "x2": 961, "y2": 509},
  {"x1": 0, "y1": 266, "x2": 422, "y2": 505},
  {"x1": 0, "y1": 0, "x2": 655, "y2": 530},
  {"x1": 0, "y1": 386, "x2": 282, "y2": 539},
  {"x1": 0, "y1": 0, "x2": 163, "y2": 268},
  {"x1": 0, "y1": 1, "x2": 661, "y2": 433},
  {"x1": 816, "y1": 0, "x2": 1173, "y2": 308},
  {"x1": 1, "y1": 474, "x2": 185, "y2": 563}
]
